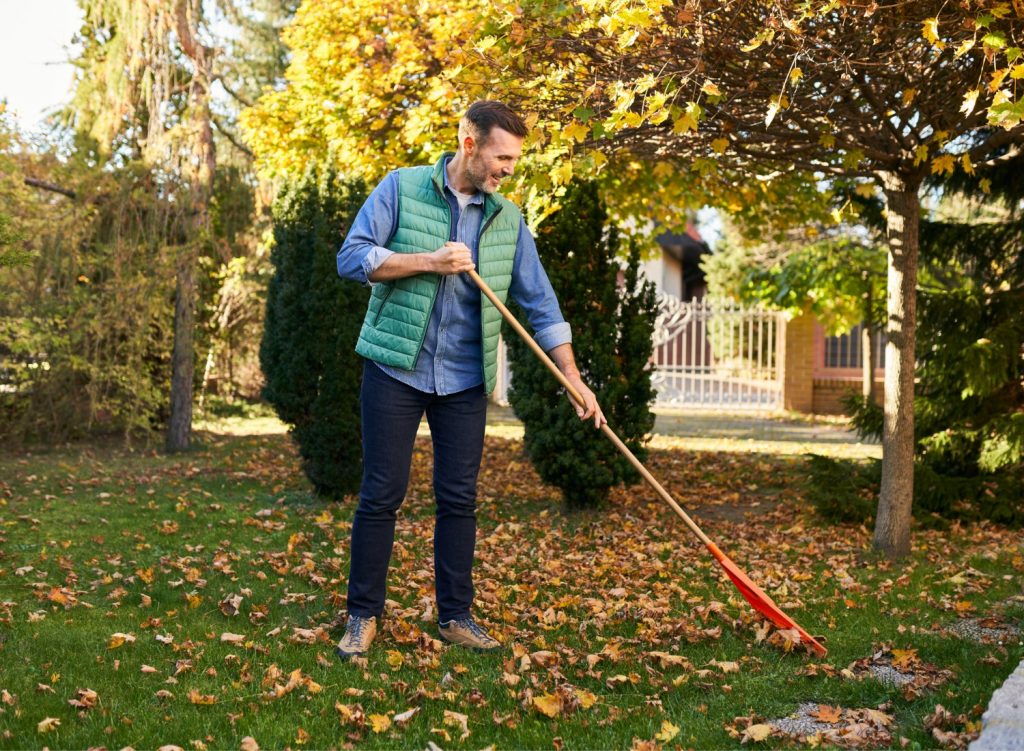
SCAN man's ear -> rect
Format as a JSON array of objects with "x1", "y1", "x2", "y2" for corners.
[{"x1": 462, "y1": 134, "x2": 476, "y2": 156}]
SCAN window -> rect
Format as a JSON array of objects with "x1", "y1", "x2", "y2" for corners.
[{"x1": 824, "y1": 324, "x2": 885, "y2": 370}]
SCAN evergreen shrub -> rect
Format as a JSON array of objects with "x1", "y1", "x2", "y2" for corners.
[
  {"x1": 506, "y1": 181, "x2": 658, "y2": 508},
  {"x1": 261, "y1": 168, "x2": 368, "y2": 498}
]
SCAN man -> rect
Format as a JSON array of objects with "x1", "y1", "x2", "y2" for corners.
[{"x1": 334, "y1": 100, "x2": 605, "y2": 659}]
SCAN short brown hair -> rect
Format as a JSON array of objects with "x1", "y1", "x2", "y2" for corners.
[{"x1": 463, "y1": 101, "x2": 529, "y2": 145}]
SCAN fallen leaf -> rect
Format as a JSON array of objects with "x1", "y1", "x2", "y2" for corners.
[
  {"x1": 741, "y1": 723, "x2": 773, "y2": 743},
  {"x1": 188, "y1": 688, "x2": 217, "y2": 705},
  {"x1": 67, "y1": 687, "x2": 99, "y2": 709},
  {"x1": 813, "y1": 704, "x2": 843, "y2": 724},
  {"x1": 444, "y1": 709, "x2": 470, "y2": 740},
  {"x1": 108, "y1": 632, "x2": 136, "y2": 649},
  {"x1": 369, "y1": 714, "x2": 392, "y2": 733},
  {"x1": 240, "y1": 737, "x2": 259, "y2": 751},
  {"x1": 37, "y1": 717, "x2": 61, "y2": 733},
  {"x1": 220, "y1": 632, "x2": 246, "y2": 645},
  {"x1": 394, "y1": 707, "x2": 420, "y2": 726},
  {"x1": 655, "y1": 720, "x2": 680, "y2": 742},
  {"x1": 533, "y1": 693, "x2": 561, "y2": 718}
]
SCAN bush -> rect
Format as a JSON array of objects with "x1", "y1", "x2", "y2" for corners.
[
  {"x1": 506, "y1": 181, "x2": 658, "y2": 508},
  {"x1": 260, "y1": 168, "x2": 368, "y2": 498},
  {"x1": 806, "y1": 454, "x2": 1024, "y2": 527}
]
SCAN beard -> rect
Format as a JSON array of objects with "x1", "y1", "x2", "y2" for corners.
[{"x1": 466, "y1": 154, "x2": 503, "y2": 194}]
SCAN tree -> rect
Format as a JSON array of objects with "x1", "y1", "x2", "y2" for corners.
[
  {"x1": 476, "y1": 0, "x2": 1024, "y2": 557},
  {"x1": 261, "y1": 169, "x2": 369, "y2": 498},
  {"x1": 507, "y1": 181, "x2": 658, "y2": 508},
  {"x1": 916, "y1": 155, "x2": 1024, "y2": 480},
  {"x1": 69, "y1": 0, "x2": 219, "y2": 451}
]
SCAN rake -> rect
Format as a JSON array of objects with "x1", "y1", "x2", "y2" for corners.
[{"x1": 469, "y1": 269, "x2": 827, "y2": 657}]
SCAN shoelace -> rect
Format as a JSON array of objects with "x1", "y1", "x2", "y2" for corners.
[
  {"x1": 346, "y1": 616, "x2": 369, "y2": 641},
  {"x1": 452, "y1": 618, "x2": 491, "y2": 640}
]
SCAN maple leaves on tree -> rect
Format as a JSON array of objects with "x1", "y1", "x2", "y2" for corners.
[{"x1": 240, "y1": 0, "x2": 493, "y2": 181}]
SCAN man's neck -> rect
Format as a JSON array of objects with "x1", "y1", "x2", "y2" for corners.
[{"x1": 445, "y1": 153, "x2": 477, "y2": 195}]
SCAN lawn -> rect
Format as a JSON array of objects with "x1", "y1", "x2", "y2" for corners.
[{"x1": 0, "y1": 419, "x2": 1021, "y2": 750}]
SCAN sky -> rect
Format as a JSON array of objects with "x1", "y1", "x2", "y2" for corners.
[{"x1": 0, "y1": 0, "x2": 84, "y2": 133}]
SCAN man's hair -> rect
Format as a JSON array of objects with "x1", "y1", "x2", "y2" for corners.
[{"x1": 460, "y1": 101, "x2": 529, "y2": 147}]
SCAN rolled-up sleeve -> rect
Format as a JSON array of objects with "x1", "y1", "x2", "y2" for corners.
[
  {"x1": 337, "y1": 171, "x2": 399, "y2": 286},
  {"x1": 509, "y1": 217, "x2": 572, "y2": 352}
]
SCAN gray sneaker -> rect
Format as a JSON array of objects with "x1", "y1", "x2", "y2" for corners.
[
  {"x1": 438, "y1": 617, "x2": 501, "y2": 651},
  {"x1": 335, "y1": 615, "x2": 377, "y2": 660}
]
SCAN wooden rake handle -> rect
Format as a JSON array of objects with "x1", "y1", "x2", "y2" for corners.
[{"x1": 468, "y1": 268, "x2": 713, "y2": 547}]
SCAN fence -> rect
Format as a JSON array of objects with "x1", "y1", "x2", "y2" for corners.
[{"x1": 493, "y1": 293, "x2": 785, "y2": 411}]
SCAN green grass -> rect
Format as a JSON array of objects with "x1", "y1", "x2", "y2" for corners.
[{"x1": 0, "y1": 423, "x2": 1021, "y2": 749}]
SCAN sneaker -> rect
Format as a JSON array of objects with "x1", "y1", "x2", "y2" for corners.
[
  {"x1": 335, "y1": 615, "x2": 377, "y2": 660},
  {"x1": 438, "y1": 617, "x2": 501, "y2": 651}
]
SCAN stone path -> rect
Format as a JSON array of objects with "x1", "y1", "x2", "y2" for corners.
[{"x1": 969, "y1": 659, "x2": 1024, "y2": 751}]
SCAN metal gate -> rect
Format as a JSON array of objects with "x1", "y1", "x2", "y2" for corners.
[
  {"x1": 491, "y1": 294, "x2": 784, "y2": 411},
  {"x1": 651, "y1": 294, "x2": 783, "y2": 410}
]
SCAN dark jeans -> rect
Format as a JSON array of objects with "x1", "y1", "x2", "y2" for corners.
[{"x1": 346, "y1": 361, "x2": 487, "y2": 623}]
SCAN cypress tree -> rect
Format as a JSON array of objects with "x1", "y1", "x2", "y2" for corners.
[
  {"x1": 261, "y1": 168, "x2": 368, "y2": 498},
  {"x1": 506, "y1": 181, "x2": 658, "y2": 508}
]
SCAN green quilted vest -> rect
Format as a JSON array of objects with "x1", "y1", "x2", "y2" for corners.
[{"x1": 354, "y1": 153, "x2": 521, "y2": 394}]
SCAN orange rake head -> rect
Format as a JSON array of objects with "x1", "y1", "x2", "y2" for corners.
[{"x1": 706, "y1": 542, "x2": 827, "y2": 657}]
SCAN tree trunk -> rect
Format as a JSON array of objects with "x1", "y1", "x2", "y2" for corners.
[
  {"x1": 861, "y1": 275, "x2": 875, "y2": 403},
  {"x1": 873, "y1": 174, "x2": 921, "y2": 558},
  {"x1": 167, "y1": 258, "x2": 195, "y2": 451},
  {"x1": 165, "y1": 0, "x2": 216, "y2": 452}
]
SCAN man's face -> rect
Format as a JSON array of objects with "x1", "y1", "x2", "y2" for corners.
[{"x1": 465, "y1": 126, "x2": 524, "y2": 194}]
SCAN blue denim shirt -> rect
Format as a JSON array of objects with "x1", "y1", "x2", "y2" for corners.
[{"x1": 337, "y1": 160, "x2": 572, "y2": 395}]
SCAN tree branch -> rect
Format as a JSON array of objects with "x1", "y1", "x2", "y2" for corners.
[{"x1": 23, "y1": 177, "x2": 76, "y2": 200}]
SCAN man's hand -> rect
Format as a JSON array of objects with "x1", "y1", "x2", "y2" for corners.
[
  {"x1": 429, "y1": 242, "x2": 474, "y2": 275},
  {"x1": 565, "y1": 374, "x2": 607, "y2": 429}
]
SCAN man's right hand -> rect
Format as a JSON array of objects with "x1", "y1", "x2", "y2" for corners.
[{"x1": 429, "y1": 242, "x2": 475, "y2": 275}]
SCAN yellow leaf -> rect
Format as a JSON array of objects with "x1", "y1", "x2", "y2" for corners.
[
  {"x1": 741, "y1": 723, "x2": 774, "y2": 743},
  {"x1": 902, "y1": 88, "x2": 917, "y2": 106},
  {"x1": 1011, "y1": 64, "x2": 1024, "y2": 80},
  {"x1": 914, "y1": 144, "x2": 929, "y2": 166},
  {"x1": 37, "y1": 717, "x2": 61, "y2": 734},
  {"x1": 577, "y1": 689, "x2": 598, "y2": 709},
  {"x1": 789, "y1": 67, "x2": 803, "y2": 85},
  {"x1": 474, "y1": 36, "x2": 497, "y2": 54},
  {"x1": 385, "y1": 650, "x2": 404, "y2": 669},
  {"x1": 188, "y1": 689, "x2": 217, "y2": 705},
  {"x1": 819, "y1": 132, "x2": 836, "y2": 149},
  {"x1": 551, "y1": 160, "x2": 574, "y2": 186},
  {"x1": 961, "y1": 89, "x2": 980, "y2": 116},
  {"x1": 765, "y1": 96, "x2": 781, "y2": 127},
  {"x1": 655, "y1": 720, "x2": 680, "y2": 742},
  {"x1": 922, "y1": 17, "x2": 944, "y2": 49},
  {"x1": 930, "y1": 153, "x2": 956, "y2": 175},
  {"x1": 369, "y1": 714, "x2": 392, "y2": 733},
  {"x1": 980, "y1": 177, "x2": 992, "y2": 193},
  {"x1": 831, "y1": 208, "x2": 843, "y2": 223},
  {"x1": 701, "y1": 80, "x2": 721, "y2": 97},
  {"x1": 890, "y1": 648, "x2": 918, "y2": 670},
  {"x1": 532, "y1": 693, "x2": 562, "y2": 718},
  {"x1": 108, "y1": 632, "x2": 136, "y2": 649},
  {"x1": 563, "y1": 121, "x2": 590, "y2": 144},
  {"x1": 954, "y1": 39, "x2": 975, "y2": 59},
  {"x1": 961, "y1": 153, "x2": 975, "y2": 175},
  {"x1": 854, "y1": 182, "x2": 875, "y2": 198},
  {"x1": 711, "y1": 137, "x2": 729, "y2": 154}
]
